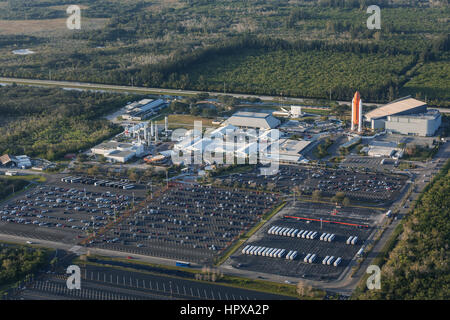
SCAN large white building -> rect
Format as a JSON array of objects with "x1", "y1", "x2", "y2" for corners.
[
  {"x1": 172, "y1": 122, "x2": 310, "y2": 165},
  {"x1": 277, "y1": 139, "x2": 311, "y2": 163},
  {"x1": 224, "y1": 111, "x2": 281, "y2": 129},
  {"x1": 384, "y1": 110, "x2": 442, "y2": 137},
  {"x1": 91, "y1": 141, "x2": 145, "y2": 163},
  {"x1": 365, "y1": 97, "x2": 441, "y2": 136},
  {"x1": 122, "y1": 99, "x2": 167, "y2": 121}
]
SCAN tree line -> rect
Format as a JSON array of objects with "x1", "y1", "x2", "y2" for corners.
[
  {"x1": 354, "y1": 160, "x2": 450, "y2": 299},
  {"x1": 0, "y1": 85, "x2": 135, "y2": 160}
]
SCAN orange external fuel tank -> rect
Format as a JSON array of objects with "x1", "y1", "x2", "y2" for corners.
[{"x1": 352, "y1": 91, "x2": 360, "y2": 126}]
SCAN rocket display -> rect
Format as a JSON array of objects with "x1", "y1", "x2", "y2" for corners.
[{"x1": 351, "y1": 91, "x2": 363, "y2": 133}]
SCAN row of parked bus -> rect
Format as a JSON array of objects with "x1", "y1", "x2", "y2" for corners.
[
  {"x1": 303, "y1": 253, "x2": 316, "y2": 264},
  {"x1": 242, "y1": 244, "x2": 342, "y2": 266},
  {"x1": 285, "y1": 250, "x2": 298, "y2": 260},
  {"x1": 241, "y1": 245, "x2": 287, "y2": 258},
  {"x1": 61, "y1": 176, "x2": 135, "y2": 190},
  {"x1": 346, "y1": 236, "x2": 358, "y2": 245},
  {"x1": 268, "y1": 226, "x2": 319, "y2": 240},
  {"x1": 321, "y1": 255, "x2": 342, "y2": 267},
  {"x1": 319, "y1": 232, "x2": 336, "y2": 242}
]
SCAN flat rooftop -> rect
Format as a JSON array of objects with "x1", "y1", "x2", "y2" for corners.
[
  {"x1": 388, "y1": 109, "x2": 441, "y2": 120},
  {"x1": 232, "y1": 111, "x2": 271, "y2": 118},
  {"x1": 279, "y1": 139, "x2": 311, "y2": 155}
]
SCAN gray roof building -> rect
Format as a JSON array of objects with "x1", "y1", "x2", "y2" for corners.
[
  {"x1": 385, "y1": 109, "x2": 442, "y2": 137},
  {"x1": 224, "y1": 111, "x2": 281, "y2": 129},
  {"x1": 365, "y1": 97, "x2": 427, "y2": 121}
]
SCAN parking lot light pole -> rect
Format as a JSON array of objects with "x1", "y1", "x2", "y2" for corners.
[{"x1": 166, "y1": 171, "x2": 169, "y2": 188}]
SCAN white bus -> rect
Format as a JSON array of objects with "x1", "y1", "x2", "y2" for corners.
[
  {"x1": 304, "y1": 253, "x2": 311, "y2": 263},
  {"x1": 333, "y1": 257, "x2": 342, "y2": 267}
]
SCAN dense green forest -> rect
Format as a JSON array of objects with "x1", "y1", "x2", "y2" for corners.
[
  {"x1": 354, "y1": 161, "x2": 450, "y2": 299},
  {"x1": 0, "y1": 0, "x2": 448, "y2": 104},
  {"x1": 162, "y1": 47, "x2": 415, "y2": 101},
  {"x1": 0, "y1": 246, "x2": 49, "y2": 289},
  {"x1": 0, "y1": 86, "x2": 134, "y2": 160}
]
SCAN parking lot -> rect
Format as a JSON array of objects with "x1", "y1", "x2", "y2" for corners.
[
  {"x1": 0, "y1": 175, "x2": 146, "y2": 244},
  {"x1": 217, "y1": 164, "x2": 407, "y2": 203},
  {"x1": 9, "y1": 264, "x2": 293, "y2": 300},
  {"x1": 341, "y1": 156, "x2": 397, "y2": 170},
  {"x1": 228, "y1": 201, "x2": 378, "y2": 281},
  {"x1": 91, "y1": 183, "x2": 280, "y2": 264}
]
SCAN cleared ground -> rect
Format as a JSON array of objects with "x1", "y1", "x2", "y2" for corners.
[{"x1": 0, "y1": 18, "x2": 108, "y2": 36}]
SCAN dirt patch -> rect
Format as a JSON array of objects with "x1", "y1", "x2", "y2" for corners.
[{"x1": 0, "y1": 18, "x2": 108, "y2": 36}]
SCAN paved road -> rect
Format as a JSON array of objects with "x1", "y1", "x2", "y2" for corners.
[
  {"x1": 0, "y1": 76, "x2": 382, "y2": 106},
  {"x1": 0, "y1": 233, "x2": 202, "y2": 269}
]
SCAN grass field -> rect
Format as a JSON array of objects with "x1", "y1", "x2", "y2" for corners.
[
  {"x1": 0, "y1": 18, "x2": 108, "y2": 36},
  {"x1": 156, "y1": 114, "x2": 217, "y2": 129}
]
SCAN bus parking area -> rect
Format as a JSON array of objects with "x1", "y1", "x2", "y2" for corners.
[{"x1": 227, "y1": 201, "x2": 380, "y2": 281}]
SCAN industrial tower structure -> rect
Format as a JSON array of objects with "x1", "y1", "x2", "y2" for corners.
[{"x1": 351, "y1": 91, "x2": 363, "y2": 133}]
